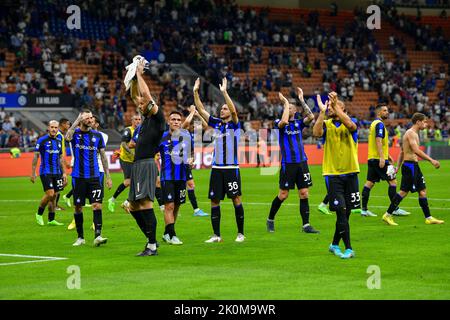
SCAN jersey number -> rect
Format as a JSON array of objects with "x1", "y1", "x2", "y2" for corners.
[
  {"x1": 180, "y1": 189, "x2": 186, "y2": 198},
  {"x1": 228, "y1": 182, "x2": 239, "y2": 191},
  {"x1": 92, "y1": 189, "x2": 102, "y2": 199},
  {"x1": 303, "y1": 173, "x2": 311, "y2": 182},
  {"x1": 351, "y1": 192, "x2": 361, "y2": 203},
  {"x1": 56, "y1": 179, "x2": 64, "y2": 187}
]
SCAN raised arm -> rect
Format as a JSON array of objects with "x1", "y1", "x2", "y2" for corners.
[
  {"x1": 297, "y1": 87, "x2": 314, "y2": 124},
  {"x1": 312, "y1": 95, "x2": 327, "y2": 137},
  {"x1": 136, "y1": 60, "x2": 159, "y2": 116},
  {"x1": 219, "y1": 78, "x2": 239, "y2": 124},
  {"x1": 329, "y1": 92, "x2": 357, "y2": 132},
  {"x1": 182, "y1": 105, "x2": 196, "y2": 129},
  {"x1": 277, "y1": 92, "x2": 290, "y2": 129},
  {"x1": 195, "y1": 110, "x2": 209, "y2": 130},
  {"x1": 65, "y1": 113, "x2": 83, "y2": 141},
  {"x1": 193, "y1": 77, "x2": 210, "y2": 122}
]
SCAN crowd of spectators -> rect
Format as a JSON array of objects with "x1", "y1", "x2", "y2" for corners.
[{"x1": 0, "y1": 108, "x2": 43, "y2": 149}]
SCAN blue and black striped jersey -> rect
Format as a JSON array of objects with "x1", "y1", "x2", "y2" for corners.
[
  {"x1": 70, "y1": 128, "x2": 105, "y2": 178},
  {"x1": 159, "y1": 129, "x2": 193, "y2": 181},
  {"x1": 208, "y1": 116, "x2": 240, "y2": 167},
  {"x1": 34, "y1": 134, "x2": 63, "y2": 175},
  {"x1": 274, "y1": 118, "x2": 308, "y2": 164}
]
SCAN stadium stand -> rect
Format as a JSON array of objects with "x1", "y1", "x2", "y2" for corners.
[{"x1": 0, "y1": 0, "x2": 448, "y2": 149}]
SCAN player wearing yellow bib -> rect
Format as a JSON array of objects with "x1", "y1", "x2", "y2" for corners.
[
  {"x1": 361, "y1": 105, "x2": 410, "y2": 217},
  {"x1": 313, "y1": 92, "x2": 359, "y2": 259},
  {"x1": 107, "y1": 114, "x2": 142, "y2": 212}
]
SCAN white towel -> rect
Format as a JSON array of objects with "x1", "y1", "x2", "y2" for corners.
[{"x1": 123, "y1": 55, "x2": 149, "y2": 91}]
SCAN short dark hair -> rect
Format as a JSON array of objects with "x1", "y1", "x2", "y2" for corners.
[
  {"x1": 375, "y1": 103, "x2": 387, "y2": 111},
  {"x1": 412, "y1": 113, "x2": 426, "y2": 124},
  {"x1": 59, "y1": 118, "x2": 70, "y2": 126},
  {"x1": 93, "y1": 115, "x2": 100, "y2": 125},
  {"x1": 169, "y1": 111, "x2": 183, "y2": 118},
  {"x1": 81, "y1": 108, "x2": 92, "y2": 114}
]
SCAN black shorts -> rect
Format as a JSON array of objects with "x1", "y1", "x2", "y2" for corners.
[
  {"x1": 400, "y1": 161, "x2": 426, "y2": 193},
  {"x1": 72, "y1": 176, "x2": 103, "y2": 206},
  {"x1": 40, "y1": 174, "x2": 64, "y2": 192},
  {"x1": 367, "y1": 159, "x2": 390, "y2": 183},
  {"x1": 279, "y1": 162, "x2": 312, "y2": 190},
  {"x1": 128, "y1": 158, "x2": 158, "y2": 202},
  {"x1": 185, "y1": 165, "x2": 193, "y2": 181},
  {"x1": 120, "y1": 159, "x2": 133, "y2": 180},
  {"x1": 325, "y1": 174, "x2": 361, "y2": 211},
  {"x1": 208, "y1": 168, "x2": 242, "y2": 200},
  {"x1": 161, "y1": 180, "x2": 186, "y2": 204}
]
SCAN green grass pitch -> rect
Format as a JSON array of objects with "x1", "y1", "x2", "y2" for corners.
[{"x1": 0, "y1": 161, "x2": 449, "y2": 300}]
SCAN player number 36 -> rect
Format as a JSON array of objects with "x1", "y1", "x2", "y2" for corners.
[{"x1": 228, "y1": 182, "x2": 239, "y2": 191}]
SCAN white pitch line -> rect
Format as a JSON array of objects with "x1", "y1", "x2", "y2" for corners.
[
  {"x1": 0, "y1": 253, "x2": 67, "y2": 267},
  {"x1": 370, "y1": 196, "x2": 450, "y2": 202},
  {"x1": 198, "y1": 201, "x2": 450, "y2": 211}
]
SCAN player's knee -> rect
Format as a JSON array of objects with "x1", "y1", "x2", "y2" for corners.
[
  {"x1": 389, "y1": 179, "x2": 397, "y2": 185},
  {"x1": 92, "y1": 203, "x2": 102, "y2": 210},
  {"x1": 299, "y1": 189, "x2": 309, "y2": 199},
  {"x1": 232, "y1": 196, "x2": 241, "y2": 206},
  {"x1": 419, "y1": 190, "x2": 427, "y2": 197},
  {"x1": 46, "y1": 190, "x2": 55, "y2": 199},
  {"x1": 187, "y1": 181, "x2": 195, "y2": 190},
  {"x1": 278, "y1": 190, "x2": 289, "y2": 200},
  {"x1": 165, "y1": 202, "x2": 175, "y2": 211},
  {"x1": 124, "y1": 179, "x2": 130, "y2": 187},
  {"x1": 211, "y1": 199, "x2": 220, "y2": 207},
  {"x1": 364, "y1": 181, "x2": 374, "y2": 189}
]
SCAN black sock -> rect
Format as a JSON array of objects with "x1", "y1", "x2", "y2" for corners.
[
  {"x1": 93, "y1": 209, "x2": 102, "y2": 237},
  {"x1": 131, "y1": 210, "x2": 147, "y2": 236},
  {"x1": 48, "y1": 211, "x2": 55, "y2": 222},
  {"x1": 164, "y1": 224, "x2": 169, "y2": 235},
  {"x1": 419, "y1": 197, "x2": 431, "y2": 218},
  {"x1": 141, "y1": 208, "x2": 157, "y2": 244},
  {"x1": 268, "y1": 196, "x2": 283, "y2": 220},
  {"x1": 56, "y1": 193, "x2": 60, "y2": 206},
  {"x1": 362, "y1": 186, "x2": 371, "y2": 211},
  {"x1": 332, "y1": 223, "x2": 341, "y2": 246},
  {"x1": 323, "y1": 194, "x2": 329, "y2": 205},
  {"x1": 300, "y1": 198, "x2": 310, "y2": 226},
  {"x1": 74, "y1": 212, "x2": 84, "y2": 239},
  {"x1": 66, "y1": 189, "x2": 73, "y2": 198},
  {"x1": 388, "y1": 185, "x2": 398, "y2": 210},
  {"x1": 166, "y1": 223, "x2": 176, "y2": 238},
  {"x1": 234, "y1": 204, "x2": 244, "y2": 234},
  {"x1": 188, "y1": 189, "x2": 198, "y2": 210},
  {"x1": 113, "y1": 183, "x2": 127, "y2": 199},
  {"x1": 37, "y1": 206, "x2": 45, "y2": 216},
  {"x1": 387, "y1": 193, "x2": 404, "y2": 214},
  {"x1": 336, "y1": 207, "x2": 351, "y2": 250},
  {"x1": 211, "y1": 206, "x2": 221, "y2": 237},
  {"x1": 155, "y1": 187, "x2": 162, "y2": 207}
]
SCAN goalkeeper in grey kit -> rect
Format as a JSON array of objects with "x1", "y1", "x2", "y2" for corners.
[{"x1": 360, "y1": 104, "x2": 410, "y2": 217}]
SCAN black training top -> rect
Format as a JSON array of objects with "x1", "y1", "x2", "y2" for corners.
[{"x1": 134, "y1": 106, "x2": 166, "y2": 161}]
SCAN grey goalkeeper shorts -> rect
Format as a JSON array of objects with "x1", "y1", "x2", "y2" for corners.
[{"x1": 128, "y1": 158, "x2": 158, "y2": 202}]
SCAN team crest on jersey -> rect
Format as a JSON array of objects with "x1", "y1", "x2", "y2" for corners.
[
  {"x1": 76, "y1": 198, "x2": 81, "y2": 203},
  {"x1": 58, "y1": 144, "x2": 61, "y2": 148},
  {"x1": 295, "y1": 123, "x2": 299, "y2": 127}
]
